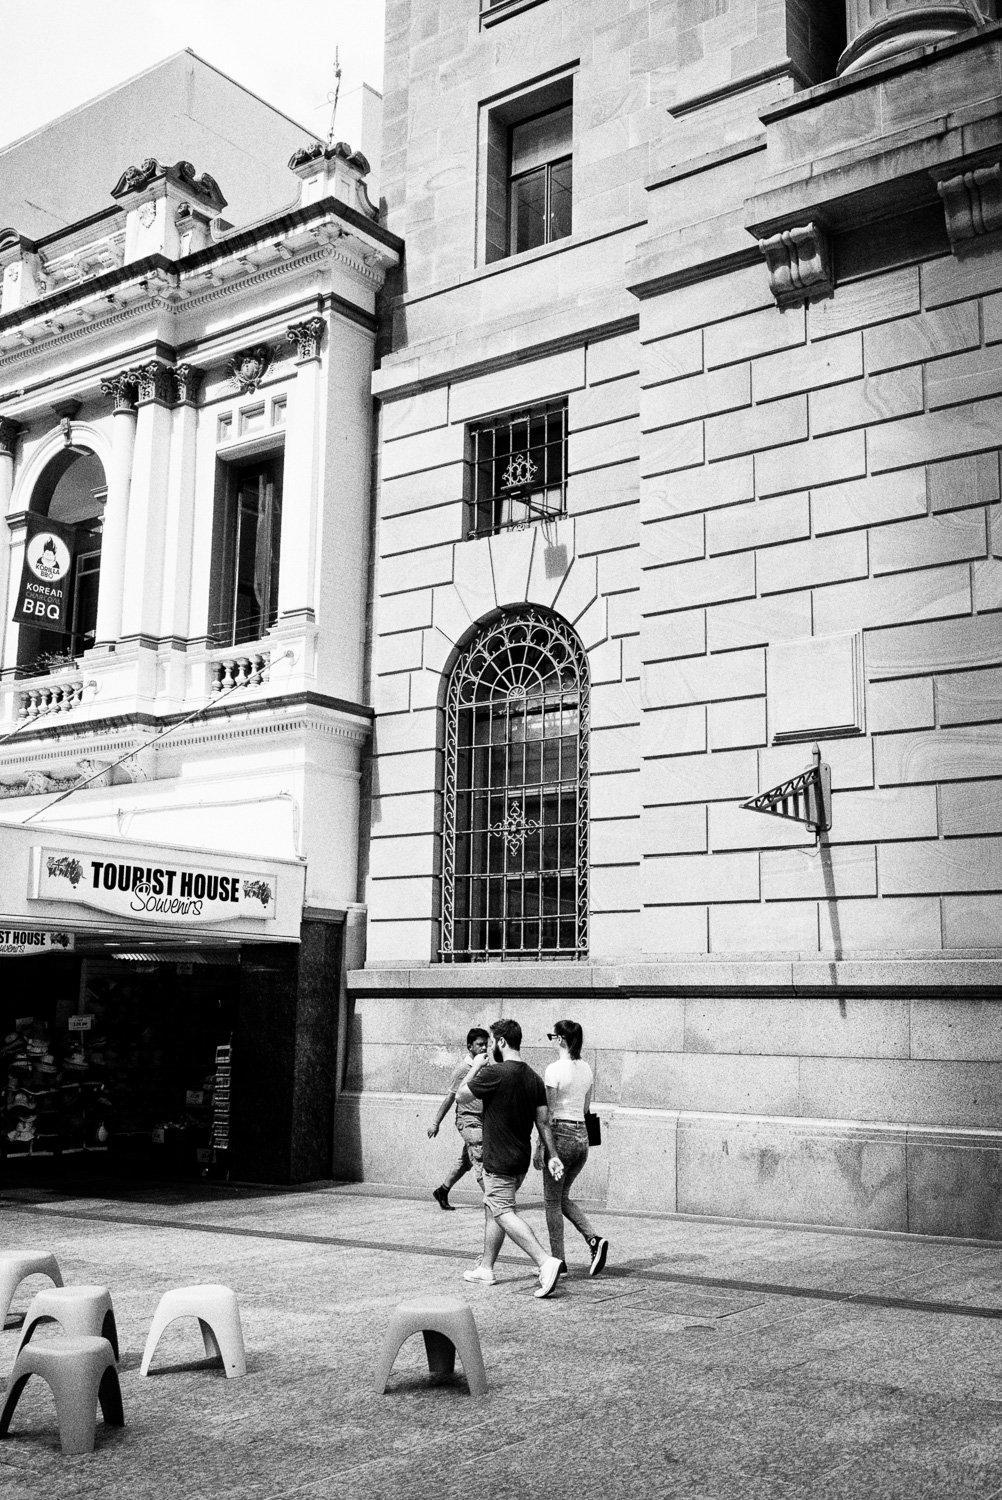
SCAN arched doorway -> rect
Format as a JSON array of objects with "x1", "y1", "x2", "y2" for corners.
[{"x1": 17, "y1": 449, "x2": 106, "y2": 673}]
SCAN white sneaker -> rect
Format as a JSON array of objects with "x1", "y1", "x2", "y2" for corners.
[
  {"x1": 463, "y1": 1266, "x2": 496, "y2": 1285},
  {"x1": 534, "y1": 1256, "x2": 562, "y2": 1299}
]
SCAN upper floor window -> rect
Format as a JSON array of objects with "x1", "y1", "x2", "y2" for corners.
[
  {"x1": 210, "y1": 453, "x2": 283, "y2": 648},
  {"x1": 481, "y1": 72, "x2": 573, "y2": 265},
  {"x1": 15, "y1": 449, "x2": 106, "y2": 674},
  {"x1": 509, "y1": 106, "x2": 572, "y2": 256},
  {"x1": 441, "y1": 608, "x2": 589, "y2": 964},
  {"x1": 467, "y1": 398, "x2": 567, "y2": 539}
]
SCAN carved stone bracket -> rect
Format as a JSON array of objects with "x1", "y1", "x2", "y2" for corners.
[
  {"x1": 173, "y1": 363, "x2": 204, "y2": 406},
  {"x1": 937, "y1": 163, "x2": 1002, "y2": 248},
  {"x1": 286, "y1": 316, "x2": 326, "y2": 362},
  {"x1": 132, "y1": 360, "x2": 174, "y2": 406},
  {"x1": 100, "y1": 370, "x2": 139, "y2": 414},
  {"x1": 758, "y1": 222, "x2": 833, "y2": 308},
  {"x1": 227, "y1": 346, "x2": 272, "y2": 393},
  {"x1": 0, "y1": 417, "x2": 22, "y2": 457}
]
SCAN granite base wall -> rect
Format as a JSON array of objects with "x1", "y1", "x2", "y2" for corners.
[{"x1": 335, "y1": 968, "x2": 1002, "y2": 1239}]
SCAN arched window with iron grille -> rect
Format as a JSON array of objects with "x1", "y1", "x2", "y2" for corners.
[{"x1": 441, "y1": 608, "x2": 589, "y2": 962}]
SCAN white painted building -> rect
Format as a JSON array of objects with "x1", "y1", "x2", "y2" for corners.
[{"x1": 0, "y1": 129, "x2": 400, "y2": 1183}]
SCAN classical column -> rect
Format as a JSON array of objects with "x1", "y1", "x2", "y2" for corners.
[
  {"x1": 158, "y1": 364, "x2": 203, "y2": 648},
  {"x1": 0, "y1": 417, "x2": 21, "y2": 511},
  {"x1": 0, "y1": 419, "x2": 22, "y2": 672},
  {"x1": 276, "y1": 317, "x2": 327, "y2": 626},
  {"x1": 118, "y1": 359, "x2": 174, "y2": 642},
  {"x1": 94, "y1": 371, "x2": 138, "y2": 647},
  {"x1": 838, "y1": 1, "x2": 983, "y2": 74}
]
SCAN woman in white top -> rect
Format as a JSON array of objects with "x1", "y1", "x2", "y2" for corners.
[{"x1": 538, "y1": 1019, "x2": 609, "y2": 1276}]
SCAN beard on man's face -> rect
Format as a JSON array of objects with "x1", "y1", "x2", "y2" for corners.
[{"x1": 492, "y1": 1042, "x2": 503, "y2": 1063}]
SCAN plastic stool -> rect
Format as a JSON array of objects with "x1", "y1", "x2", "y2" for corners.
[
  {"x1": 0, "y1": 1252, "x2": 62, "y2": 1327},
  {"x1": 140, "y1": 1285, "x2": 246, "y2": 1379},
  {"x1": 0, "y1": 1335, "x2": 123, "y2": 1455},
  {"x1": 16, "y1": 1286, "x2": 119, "y2": 1361},
  {"x1": 375, "y1": 1296, "x2": 487, "y2": 1396}
]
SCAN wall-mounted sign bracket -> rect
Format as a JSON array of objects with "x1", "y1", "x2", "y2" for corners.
[{"x1": 741, "y1": 743, "x2": 832, "y2": 844}]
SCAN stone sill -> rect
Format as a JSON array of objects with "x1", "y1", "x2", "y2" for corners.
[{"x1": 350, "y1": 958, "x2": 1002, "y2": 997}]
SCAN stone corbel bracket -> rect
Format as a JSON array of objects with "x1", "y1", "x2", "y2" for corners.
[
  {"x1": 758, "y1": 222, "x2": 834, "y2": 308},
  {"x1": 936, "y1": 162, "x2": 1002, "y2": 248}
]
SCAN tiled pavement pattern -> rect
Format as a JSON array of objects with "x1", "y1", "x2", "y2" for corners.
[{"x1": 2, "y1": 1181, "x2": 1001, "y2": 1499}]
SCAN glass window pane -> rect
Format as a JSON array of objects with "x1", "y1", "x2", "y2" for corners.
[
  {"x1": 549, "y1": 157, "x2": 572, "y2": 243},
  {"x1": 510, "y1": 167, "x2": 546, "y2": 255}
]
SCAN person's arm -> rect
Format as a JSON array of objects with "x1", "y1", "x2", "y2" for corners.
[
  {"x1": 426, "y1": 1090, "x2": 456, "y2": 1139},
  {"x1": 455, "y1": 1049, "x2": 489, "y2": 1106},
  {"x1": 535, "y1": 1104, "x2": 563, "y2": 1179},
  {"x1": 535, "y1": 1083, "x2": 560, "y2": 1168}
]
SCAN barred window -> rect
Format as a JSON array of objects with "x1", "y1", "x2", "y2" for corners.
[
  {"x1": 467, "y1": 398, "x2": 567, "y2": 539},
  {"x1": 442, "y1": 609, "x2": 588, "y2": 963}
]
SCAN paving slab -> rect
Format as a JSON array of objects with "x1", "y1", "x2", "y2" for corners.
[{"x1": 1, "y1": 1181, "x2": 1001, "y2": 1500}]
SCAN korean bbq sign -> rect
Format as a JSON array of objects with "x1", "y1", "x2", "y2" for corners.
[
  {"x1": 31, "y1": 848, "x2": 277, "y2": 924},
  {"x1": 13, "y1": 516, "x2": 77, "y2": 633}
]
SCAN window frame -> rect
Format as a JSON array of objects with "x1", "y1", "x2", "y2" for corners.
[
  {"x1": 441, "y1": 608, "x2": 589, "y2": 965},
  {"x1": 507, "y1": 105, "x2": 572, "y2": 257},
  {"x1": 478, "y1": 68, "x2": 575, "y2": 267},
  {"x1": 465, "y1": 397, "x2": 568, "y2": 540},
  {"x1": 209, "y1": 448, "x2": 284, "y2": 650}
]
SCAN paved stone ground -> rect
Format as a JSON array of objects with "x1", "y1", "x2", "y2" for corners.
[{"x1": 1, "y1": 1179, "x2": 1001, "y2": 1500}]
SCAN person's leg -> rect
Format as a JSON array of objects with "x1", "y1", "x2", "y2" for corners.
[
  {"x1": 496, "y1": 1209, "x2": 549, "y2": 1269},
  {"x1": 542, "y1": 1149, "x2": 566, "y2": 1262},
  {"x1": 558, "y1": 1135, "x2": 598, "y2": 1245},
  {"x1": 441, "y1": 1141, "x2": 471, "y2": 1193},
  {"x1": 481, "y1": 1207, "x2": 505, "y2": 1269}
]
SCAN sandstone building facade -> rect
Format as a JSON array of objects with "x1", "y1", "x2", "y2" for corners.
[{"x1": 344, "y1": 0, "x2": 1002, "y2": 1238}]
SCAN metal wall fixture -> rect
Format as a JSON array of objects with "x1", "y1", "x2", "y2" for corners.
[
  {"x1": 441, "y1": 607, "x2": 589, "y2": 962},
  {"x1": 741, "y1": 743, "x2": 833, "y2": 844}
]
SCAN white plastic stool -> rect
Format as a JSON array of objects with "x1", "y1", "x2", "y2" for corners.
[
  {"x1": 140, "y1": 1284, "x2": 246, "y2": 1379},
  {"x1": 375, "y1": 1295, "x2": 487, "y2": 1396},
  {"x1": 0, "y1": 1335, "x2": 123, "y2": 1455},
  {"x1": 0, "y1": 1252, "x2": 62, "y2": 1327},
  {"x1": 16, "y1": 1285, "x2": 119, "y2": 1361}
]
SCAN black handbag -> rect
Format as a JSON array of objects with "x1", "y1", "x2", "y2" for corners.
[{"x1": 585, "y1": 1111, "x2": 601, "y2": 1146}]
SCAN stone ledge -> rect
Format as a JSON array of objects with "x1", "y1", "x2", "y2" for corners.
[{"x1": 349, "y1": 958, "x2": 1002, "y2": 996}]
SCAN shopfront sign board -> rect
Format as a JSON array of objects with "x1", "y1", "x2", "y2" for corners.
[
  {"x1": 68, "y1": 1014, "x2": 94, "y2": 1032},
  {"x1": 12, "y1": 515, "x2": 78, "y2": 634},
  {"x1": 30, "y1": 847, "x2": 278, "y2": 924},
  {"x1": 0, "y1": 928, "x2": 75, "y2": 956}
]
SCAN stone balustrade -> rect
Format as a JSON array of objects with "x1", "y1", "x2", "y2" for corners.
[
  {"x1": 15, "y1": 676, "x2": 87, "y2": 720},
  {"x1": 209, "y1": 652, "x2": 272, "y2": 694}
]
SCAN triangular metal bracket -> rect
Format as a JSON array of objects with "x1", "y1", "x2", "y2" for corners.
[{"x1": 741, "y1": 743, "x2": 832, "y2": 839}]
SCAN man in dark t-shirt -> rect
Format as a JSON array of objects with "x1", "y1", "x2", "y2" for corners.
[{"x1": 456, "y1": 1017, "x2": 565, "y2": 1299}]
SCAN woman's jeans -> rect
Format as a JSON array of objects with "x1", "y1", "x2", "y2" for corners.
[{"x1": 543, "y1": 1120, "x2": 597, "y2": 1262}]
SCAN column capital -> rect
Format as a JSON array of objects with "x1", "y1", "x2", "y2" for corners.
[
  {"x1": 100, "y1": 370, "x2": 139, "y2": 414},
  {"x1": 286, "y1": 316, "x2": 326, "y2": 363},
  {"x1": 133, "y1": 359, "x2": 174, "y2": 407},
  {"x1": 172, "y1": 363, "x2": 204, "y2": 406},
  {"x1": 0, "y1": 416, "x2": 22, "y2": 457}
]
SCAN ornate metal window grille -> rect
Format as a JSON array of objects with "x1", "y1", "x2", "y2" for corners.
[
  {"x1": 467, "y1": 399, "x2": 566, "y2": 539},
  {"x1": 441, "y1": 609, "x2": 588, "y2": 963}
]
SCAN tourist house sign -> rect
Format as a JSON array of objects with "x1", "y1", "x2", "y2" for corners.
[{"x1": 29, "y1": 846, "x2": 278, "y2": 923}]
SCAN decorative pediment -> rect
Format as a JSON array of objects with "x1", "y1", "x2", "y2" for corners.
[{"x1": 111, "y1": 159, "x2": 227, "y2": 212}]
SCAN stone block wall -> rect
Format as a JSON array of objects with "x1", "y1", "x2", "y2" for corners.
[{"x1": 354, "y1": 2, "x2": 1002, "y2": 1238}]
